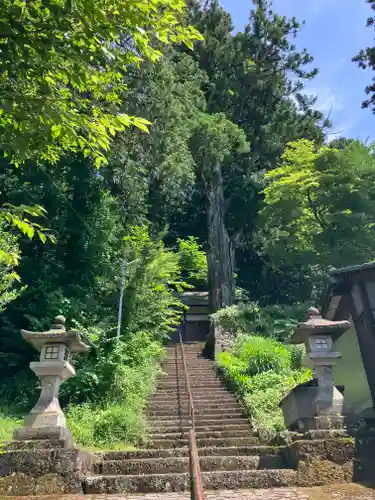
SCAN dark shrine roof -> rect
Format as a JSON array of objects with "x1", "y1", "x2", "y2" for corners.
[{"x1": 331, "y1": 261, "x2": 375, "y2": 277}]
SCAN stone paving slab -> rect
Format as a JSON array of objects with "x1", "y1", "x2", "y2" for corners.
[{"x1": 1, "y1": 484, "x2": 375, "y2": 500}]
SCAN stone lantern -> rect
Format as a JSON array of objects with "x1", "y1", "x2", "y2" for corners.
[
  {"x1": 280, "y1": 307, "x2": 351, "y2": 432},
  {"x1": 14, "y1": 315, "x2": 89, "y2": 447}
]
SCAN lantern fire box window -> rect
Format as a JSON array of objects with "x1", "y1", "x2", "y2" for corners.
[
  {"x1": 45, "y1": 345, "x2": 60, "y2": 359},
  {"x1": 314, "y1": 337, "x2": 329, "y2": 350}
]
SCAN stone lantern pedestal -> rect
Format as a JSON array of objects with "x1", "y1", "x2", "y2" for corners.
[
  {"x1": 280, "y1": 308, "x2": 351, "y2": 433},
  {"x1": 14, "y1": 316, "x2": 89, "y2": 447}
]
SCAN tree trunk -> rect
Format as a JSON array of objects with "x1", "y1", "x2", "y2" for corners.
[{"x1": 207, "y1": 162, "x2": 235, "y2": 311}]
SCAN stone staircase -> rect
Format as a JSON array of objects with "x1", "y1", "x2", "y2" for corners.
[{"x1": 85, "y1": 342, "x2": 297, "y2": 494}]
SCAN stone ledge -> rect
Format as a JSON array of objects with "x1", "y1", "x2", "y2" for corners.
[
  {"x1": 280, "y1": 438, "x2": 355, "y2": 487},
  {"x1": 283, "y1": 438, "x2": 355, "y2": 468},
  {"x1": 0, "y1": 473, "x2": 81, "y2": 496},
  {"x1": 0, "y1": 442, "x2": 97, "y2": 497}
]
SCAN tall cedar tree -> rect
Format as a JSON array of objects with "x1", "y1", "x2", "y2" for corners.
[{"x1": 173, "y1": 0, "x2": 328, "y2": 303}]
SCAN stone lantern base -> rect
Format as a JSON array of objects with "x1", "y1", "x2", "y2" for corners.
[
  {"x1": 280, "y1": 378, "x2": 345, "y2": 433},
  {"x1": 14, "y1": 360, "x2": 75, "y2": 448},
  {"x1": 14, "y1": 426, "x2": 74, "y2": 449}
]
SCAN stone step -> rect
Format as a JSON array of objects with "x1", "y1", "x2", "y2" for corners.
[
  {"x1": 149, "y1": 394, "x2": 237, "y2": 403},
  {"x1": 95, "y1": 455, "x2": 285, "y2": 475},
  {"x1": 149, "y1": 429, "x2": 253, "y2": 439},
  {"x1": 158, "y1": 379, "x2": 222, "y2": 384},
  {"x1": 84, "y1": 469, "x2": 297, "y2": 493},
  {"x1": 157, "y1": 384, "x2": 223, "y2": 389},
  {"x1": 148, "y1": 406, "x2": 244, "y2": 416},
  {"x1": 159, "y1": 377, "x2": 220, "y2": 383},
  {"x1": 149, "y1": 398, "x2": 237, "y2": 407},
  {"x1": 154, "y1": 391, "x2": 229, "y2": 398},
  {"x1": 157, "y1": 384, "x2": 225, "y2": 390},
  {"x1": 162, "y1": 359, "x2": 213, "y2": 364},
  {"x1": 161, "y1": 361, "x2": 216, "y2": 370},
  {"x1": 162, "y1": 363, "x2": 213, "y2": 368},
  {"x1": 157, "y1": 379, "x2": 221, "y2": 384},
  {"x1": 148, "y1": 411, "x2": 245, "y2": 421},
  {"x1": 160, "y1": 374, "x2": 215, "y2": 379},
  {"x1": 97, "y1": 445, "x2": 280, "y2": 462},
  {"x1": 149, "y1": 436, "x2": 259, "y2": 449},
  {"x1": 154, "y1": 389, "x2": 232, "y2": 397},
  {"x1": 150, "y1": 422, "x2": 251, "y2": 433},
  {"x1": 148, "y1": 402, "x2": 242, "y2": 412}
]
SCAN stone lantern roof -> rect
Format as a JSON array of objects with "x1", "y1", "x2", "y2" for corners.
[
  {"x1": 21, "y1": 315, "x2": 89, "y2": 353},
  {"x1": 289, "y1": 307, "x2": 351, "y2": 344}
]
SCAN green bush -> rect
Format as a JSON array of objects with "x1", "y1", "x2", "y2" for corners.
[
  {"x1": 231, "y1": 335, "x2": 291, "y2": 375},
  {"x1": 288, "y1": 344, "x2": 305, "y2": 370},
  {"x1": 177, "y1": 236, "x2": 208, "y2": 288},
  {"x1": 216, "y1": 335, "x2": 312, "y2": 432},
  {"x1": 67, "y1": 402, "x2": 147, "y2": 449},
  {"x1": 0, "y1": 407, "x2": 22, "y2": 442},
  {"x1": 212, "y1": 301, "x2": 309, "y2": 341}
]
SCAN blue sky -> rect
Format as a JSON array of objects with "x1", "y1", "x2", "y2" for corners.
[{"x1": 220, "y1": 0, "x2": 375, "y2": 142}]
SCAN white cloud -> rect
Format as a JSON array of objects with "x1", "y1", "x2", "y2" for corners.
[{"x1": 305, "y1": 85, "x2": 344, "y2": 115}]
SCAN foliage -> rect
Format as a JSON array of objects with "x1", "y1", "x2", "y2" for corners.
[
  {"x1": 228, "y1": 334, "x2": 291, "y2": 376},
  {"x1": 0, "y1": 217, "x2": 184, "y2": 448},
  {"x1": 212, "y1": 301, "x2": 308, "y2": 341},
  {"x1": 0, "y1": 220, "x2": 23, "y2": 313},
  {"x1": 177, "y1": 236, "x2": 208, "y2": 288},
  {"x1": 0, "y1": 0, "x2": 202, "y2": 166},
  {"x1": 216, "y1": 335, "x2": 311, "y2": 432},
  {"x1": 353, "y1": 0, "x2": 375, "y2": 112},
  {"x1": 0, "y1": 407, "x2": 22, "y2": 442},
  {"x1": 107, "y1": 53, "x2": 207, "y2": 230},
  {"x1": 241, "y1": 369, "x2": 312, "y2": 431},
  {"x1": 171, "y1": 0, "x2": 329, "y2": 304},
  {"x1": 64, "y1": 331, "x2": 163, "y2": 448},
  {"x1": 121, "y1": 226, "x2": 188, "y2": 339},
  {"x1": 257, "y1": 139, "x2": 375, "y2": 300}
]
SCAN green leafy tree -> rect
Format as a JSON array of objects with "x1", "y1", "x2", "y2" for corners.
[
  {"x1": 0, "y1": 220, "x2": 22, "y2": 313},
  {"x1": 177, "y1": 236, "x2": 208, "y2": 288},
  {"x1": 257, "y1": 139, "x2": 375, "y2": 300},
  {"x1": 0, "y1": 0, "x2": 202, "y2": 166},
  {"x1": 105, "y1": 53, "x2": 206, "y2": 229},
  {"x1": 0, "y1": 0, "x2": 202, "y2": 265},
  {"x1": 121, "y1": 226, "x2": 188, "y2": 340}
]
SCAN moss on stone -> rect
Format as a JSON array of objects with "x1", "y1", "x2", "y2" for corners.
[
  {"x1": 285, "y1": 438, "x2": 355, "y2": 468},
  {"x1": 297, "y1": 458, "x2": 352, "y2": 487}
]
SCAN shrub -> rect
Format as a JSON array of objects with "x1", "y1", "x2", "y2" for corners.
[
  {"x1": 60, "y1": 328, "x2": 162, "y2": 449},
  {"x1": 216, "y1": 334, "x2": 312, "y2": 432},
  {"x1": 288, "y1": 344, "x2": 306, "y2": 370},
  {"x1": 0, "y1": 407, "x2": 22, "y2": 442},
  {"x1": 177, "y1": 236, "x2": 208, "y2": 288},
  {"x1": 212, "y1": 301, "x2": 309, "y2": 341},
  {"x1": 67, "y1": 402, "x2": 147, "y2": 449},
  {"x1": 242, "y1": 369, "x2": 312, "y2": 431},
  {"x1": 231, "y1": 335, "x2": 291, "y2": 375}
]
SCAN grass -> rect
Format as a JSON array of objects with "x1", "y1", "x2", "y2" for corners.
[
  {"x1": 216, "y1": 334, "x2": 311, "y2": 433},
  {"x1": 0, "y1": 408, "x2": 22, "y2": 442},
  {"x1": 0, "y1": 403, "x2": 145, "y2": 451}
]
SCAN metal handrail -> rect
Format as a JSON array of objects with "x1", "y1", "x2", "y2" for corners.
[{"x1": 178, "y1": 329, "x2": 205, "y2": 500}]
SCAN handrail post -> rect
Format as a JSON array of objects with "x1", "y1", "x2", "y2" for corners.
[{"x1": 179, "y1": 329, "x2": 205, "y2": 500}]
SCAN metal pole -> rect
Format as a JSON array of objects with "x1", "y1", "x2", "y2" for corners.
[{"x1": 116, "y1": 259, "x2": 126, "y2": 350}]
